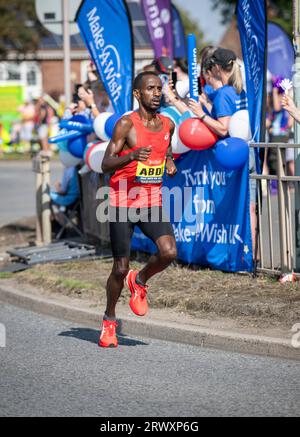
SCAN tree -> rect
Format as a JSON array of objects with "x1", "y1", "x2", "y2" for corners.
[
  {"x1": 212, "y1": 0, "x2": 293, "y2": 36},
  {"x1": 173, "y1": 3, "x2": 206, "y2": 49},
  {"x1": 0, "y1": 0, "x2": 42, "y2": 60}
]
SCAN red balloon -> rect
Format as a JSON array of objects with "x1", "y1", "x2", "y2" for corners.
[
  {"x1": 173, "y1": 153, "x2": 181, "y2": 160},
  {"x1": 179, "y1": 118, "x2": 218, "y2": 150}
]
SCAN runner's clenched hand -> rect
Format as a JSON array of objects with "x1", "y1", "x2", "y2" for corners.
[
  {"x1": 131, "y1": 146, "x2": 152, "y2": 162},
  {"x1": 166, "y1": 158, "x2": 177, "y2": 177}
]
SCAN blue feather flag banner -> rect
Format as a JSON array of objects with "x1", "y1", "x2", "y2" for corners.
[
  {"x1": 237, "y1": 0, "x2": 267, "y2": 147},
  {"x1": 172, "y1": 4, "x2": 186, "y2": 59},
  {"x1": 76, "y1": 0, "x2": 134, "y2": 114}
]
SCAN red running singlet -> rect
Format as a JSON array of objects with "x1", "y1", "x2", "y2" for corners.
[{"x1": 110, "y1": 112, "x2": 171, "y2": 208}]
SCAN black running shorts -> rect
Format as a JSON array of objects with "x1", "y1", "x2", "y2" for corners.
[{"x1": 109, "y1": 206, "x2": 175, "y2": 259}]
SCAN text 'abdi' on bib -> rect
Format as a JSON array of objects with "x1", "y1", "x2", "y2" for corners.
[{"x1": 135, "y1": 161, "x2": 166, "y2": 184}]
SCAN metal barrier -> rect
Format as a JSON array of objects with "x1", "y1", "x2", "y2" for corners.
[{"x1": 251, "y1": 143, "x2": 300, "y2": 276}]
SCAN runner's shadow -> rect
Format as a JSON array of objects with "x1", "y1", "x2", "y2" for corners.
[{"x1": 58, "y1": 325, "x2": 148, "y2": 347}]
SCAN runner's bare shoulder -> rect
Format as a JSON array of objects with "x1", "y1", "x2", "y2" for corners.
[{"x1": 114, "y1": 114, "x2": 134, "y2": 136}]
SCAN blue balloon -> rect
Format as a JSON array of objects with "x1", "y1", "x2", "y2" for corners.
[
  {"x1": 71, "y1": 114, "x2": 89, "y2": 124},
  {"x1": 58, "y1": 140, "x2": 68, "y2": 152},
  {"x1": 105, "y1": 113, "x2": 122, "y2": 138},
  {"x1": 68, "y1": 135, "x2": 87, "y2": 159},
  {"x1": 49, "y1": 129, "x2": 83, "y2": 144},
  {"x1": 215, "y1": 137, "x2": 249, "y2": 171},
  {"x1": 56, "y1": 129, "x2": 69, "y2": 151},
  {"x1": 60, "y1": 119, "x2": 94, "y2": 134}
]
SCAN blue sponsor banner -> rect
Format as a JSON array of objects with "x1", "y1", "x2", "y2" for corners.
[
  {"x1": 172, "y1": 4, "x2": 186, "y2": 59},
  {"x1": 76, "y1": 0, "x2": 134, "y2": 114},
  {"x1": 268, "y1": 22, "x2": 294, "y2": 81},
  {"x1": 131, "y1": 150, "x2": 253, "y2": 273},
  {"x1": 237, "y1": 0, "x2": 267, "y2": 145}
]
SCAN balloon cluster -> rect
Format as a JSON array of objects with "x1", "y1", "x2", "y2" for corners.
[
  {"x1": 49, "y1": 107, "x2": 252, "y2": 173},
  {"x1": 49, "y1": 112, "x2": 121, "y2": 171},
  {"x1": 175, "y1": 108, "x2": 251, "y2": 171}
]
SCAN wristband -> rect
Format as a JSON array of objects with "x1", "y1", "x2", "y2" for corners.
[
  {"x1": 88, "y1": 103, "x2": 97, "y2": 109},
  {"x1": 200, "y1": 113, "x2": 207, "y2": 121}
]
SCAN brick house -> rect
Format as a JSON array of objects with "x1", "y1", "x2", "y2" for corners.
[{"x1": 0, "y1": 0, "x2": 153, "y2": 101}]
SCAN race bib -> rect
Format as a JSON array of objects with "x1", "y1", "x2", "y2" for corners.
[{"x1": 135, "y1": 161, "x2": 166, "y2": 184}]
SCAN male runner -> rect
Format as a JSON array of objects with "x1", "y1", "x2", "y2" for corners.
[{"x1": 99, "y1": 71, "x2": 178, "y2": 348}]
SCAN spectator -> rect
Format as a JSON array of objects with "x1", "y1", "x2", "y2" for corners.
[
  {"x1": 165, "y1": 48, "x2": 247, "y2": 137},
  {"x1": 77, "y1": 86, "x2": 100, "y2": 119},
  {"x1": 18, "y1": 100, "x2": 35, "y2": 151},
  {"x1": 281, "y1": 93, "x2": 300, "y2": 179},
  {"x1": 142, "y1": 63, "x2": 158, "y2": 73},
  {"x1": 200, "y1": 46, "x2": 219, "y2": 103},
  {"x1": 63, "y1": 84, "x2": 91, "y2": 120},
  {"x1": 50, "y1": 166, "x2": 80, "y2": 208},
  {"x1": 281, "y1": 93, "x2": 300, "y2": 123},
  {"x1": 34, "y1": 97, "x2": 51, "y2": 156},
  {"x1": 85, "y1": 62, "x2": 114, "y2": 113},
  {"x1": 174, "y1": 58, "x2": 189, "y2": 81},
  {"x1": 190, "y1": 48, "x2": 258, "y2": 256},
  {"x1": 187, "y1": 48, "x2": 247, "y2": 136},
  {"x1": 267, "y1": 78, "x2": 294, "y2": 185}
]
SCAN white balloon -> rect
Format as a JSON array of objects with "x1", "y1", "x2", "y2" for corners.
[
  {"x1": 171, "y1": 125, "x2": 190, "y2": 155},
  {"x1": 229, "y1": 110, "x2": 252, "y2": 141},
  {"x1": 93, "y1": 112, "x2": 113, "y2": 141},
  {"x1": 59, "y1": 150, "x2": 82, "y2": 168},
  {"x1": 86, "y1": 141, "x2": 109, "y2": 173}
]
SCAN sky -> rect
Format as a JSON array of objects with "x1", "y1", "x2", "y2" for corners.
[{"x1": 174, "y1": 0, "x2": 227, "y2": 44}]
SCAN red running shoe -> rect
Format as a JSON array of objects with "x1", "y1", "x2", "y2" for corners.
[
  {"x1": 98, "y1": 319, "x2": 118, "y2": 348},
  {"x1": 126, "y1": 270, "x2": 148, "y2": 317}
]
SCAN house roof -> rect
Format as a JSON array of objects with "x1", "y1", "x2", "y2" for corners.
[
  {"x1": 218, "y1": 20, "x2": 242, "y2": 60},
  {"x1": 38, "y1": 0, "x2": 151, "y2": 51}
]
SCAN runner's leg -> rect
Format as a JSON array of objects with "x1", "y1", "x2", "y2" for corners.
[
  {"x1": 106, "y1": 207, "x2": 134, "y2": 318},
  {"x1": 137, "y1": 207, "x2": 177, "y2": 284},
  {"x1": 105, "y1": 257, "x2": 130, "y2": 318},
  {"x1": 137, "y1": 234, "x2": 177, "y2": 284}
]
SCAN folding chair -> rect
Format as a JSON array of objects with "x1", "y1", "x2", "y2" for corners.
[{"x1": 52, "y1": 199, "x2": 83, "y2": 240}]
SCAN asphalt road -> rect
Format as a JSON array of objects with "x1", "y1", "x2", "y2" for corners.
[
  {"x1": 0, "y1": 160, "x2": 62, "y2": 227},
  {"x1": 0, "y1": 303, "x2": 299, "y2": 417}
]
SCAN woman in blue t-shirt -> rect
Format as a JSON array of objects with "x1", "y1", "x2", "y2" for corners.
[
  {"x1": 190, "y1": 48, "x2": 258, "y2": 254},
  {"x1": 189, "y1": 48, "x2": 248, "y2": 138}
]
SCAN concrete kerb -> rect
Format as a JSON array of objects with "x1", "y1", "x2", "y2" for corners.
[{"x1": 0, "y1": 282, "x2": 299, "y2": 361}]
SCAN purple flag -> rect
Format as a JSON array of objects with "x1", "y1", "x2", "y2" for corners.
[{"x1": 141, "y1": 0, "x2": 174, "y2": 59}]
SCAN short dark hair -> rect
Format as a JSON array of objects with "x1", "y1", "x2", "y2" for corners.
[{"x1": 133, "y1": 71, "x2": 160, "y2": 91}]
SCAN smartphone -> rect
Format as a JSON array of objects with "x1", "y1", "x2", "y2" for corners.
[
  {"x1": 73, "y1": 93, "x2": 80, "y2": 105},
  {"x1": 171, "y1": 72, "x2": 178, "y2": 88},
  {"x1": 198, "y1": 77, "x2": 202, "y2": 95}
]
